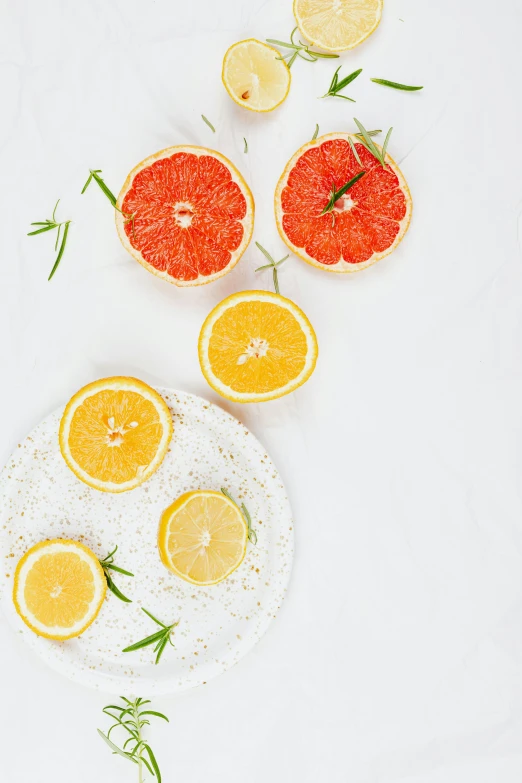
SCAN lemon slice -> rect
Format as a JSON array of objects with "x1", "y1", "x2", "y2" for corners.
[
  {"x1": 13, "y1": 539, "x2": 106, "y2": 640},
  {"x1": 294, "y1": 0, "x2": 383, "y2": 52},
  {"x1": 198, "y1": 290, "x2": 318, "y2": 403},
  {"x1": 158, "y1": 491, "x2": 248, "y2": 586},
  {"x1": 222, "y1": 39, "x2": 291, "y2": 112},
  {"x1": 59, "y1": 377, "x2": 173, "y2": 493}
]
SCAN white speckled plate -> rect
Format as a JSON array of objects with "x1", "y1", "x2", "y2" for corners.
[{"x1": 0, "y1": 389, "x2": 293, "y2": 695}]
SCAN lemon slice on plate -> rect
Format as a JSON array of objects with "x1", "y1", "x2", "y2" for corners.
[
  {"x1": 59, "y1": 376, "x2": 173, "y2": 493},
  {"x1": 222, "y1": 39, "x2": 291, "y2": 112},
  {"x1": 198, "y1": 290, "x2": 318, "y2": 403},
  {"x1": 294, "y1": 0, "x2": 383, "y2": 52},
  {"x1": 158, "y1": 491, "x2": 248, "y2": 586},
  {"x1": 13, "y1": 539, "x2": 106, "y2": 640}
]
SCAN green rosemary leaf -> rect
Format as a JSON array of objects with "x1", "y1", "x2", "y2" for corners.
[
  {"x1": 27, "y1": 225, "x2": 55, "y2": 236},
  {"x1": 266, "y1": 38, "x2": 297, "y2": 49},
  {"x1": 244, "y1": 137, "x2": 248, "y2": 153},
  {"x1": 201, "y1": 114, "x2": 216, "y2": 132},
  {"x1": 312, "y1": 124, "x2": 319, "y2": 140},
  {"x1": 267, "y1": 28, "x2": 339, "y2": 65},
  {"x1": 348, "y1": 136, "x2": 363, "y2": 167},
  {"x1": 140, "y1": 711, "x2": 169, "y2": 722},
  {"x1": 105, "y1": 573, "x2": 132, "y2": 603},
  {"x1": 103, "y1": 563, "x2": 134, "y2": 576},
  {"x1": 47, "y1": 221, "x2": 70, "y2": 281},
  {"x1": 335, "y1": 68, "x2": 363, "y2": 91},
  {"x1": 122, "y1": 629, "x2": 166, "y2": 652},
  {"x1": 221, "y1": 488, "x2": 258, "y2": 545},
  {"x1": 371, "y1": 78, "x2": 423, "y2": 91},
  {"x1": 381, "y1": 126, "x2": 393, "y2": 161},
  {"x1": 143, "y1": 744, "x2": 162, "y2": 782},
  {"x1": 155, "y1": 636, "x2": 168, "y2": 665},
  {"x1": 97, "y1": 730, "x2": 139, "y2": 764},
  {"x1": 141, "y1": 607, "x2": 167, "y2": 628},
  {"x1": 321, "y1": 171, "x2": 366, "y2": 215},
  {"x1": 255, "y1": 241, "x2": 274, "y2": 264},
  {"x1": 311, "y1": 51, "x2": 340, "y2": 59}
]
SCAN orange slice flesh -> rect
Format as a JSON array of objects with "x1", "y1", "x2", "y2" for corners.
[
  {"x1": 116, "y1": 146, "x2": 254, "y2": 287},
  {"x1": 158, "y1": 491, "x2": 248, "y2": 586},
  {"x1": 13, "y1": 539, "x2": 106, "y2": 640},
  {"x1": 59, "y1": 377, "x2": 173, "y2": 493},
  {"x1": 198, "y1": 291, "x2": 318, "y2": 403},
  {"x1": 275, "y1": 133, "x2": 412, "y2": 273}
]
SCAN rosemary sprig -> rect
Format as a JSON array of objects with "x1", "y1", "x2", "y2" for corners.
[
  {"x1": 201, "y1": 114, "x2": 215, "y2": 132},
  {"x1": 98, "y1": 696, "x2": 168, "y2": 782},
  {"x1": 221, "y1": 488, "x2": 257, "y2": 545},
  {"x1": 353, "y1": 118, "x2": 392, "y2": 169},
  {"x1": 28, "y1": 199, "x2": 71, "y2": 281},
  {"x1": 244, "y1": 137, "x2": 248, "y2": 153},
  {"x1": 371, "y1": 78, "x2": 423, "y2": 91},
  {"x1": 123, "y1": 608, "x2": 179, "y2": 665},
  {"x1": 81, "y1": 169, "x2": 136, "y2": 235},
  {"x1": 267, "y1": 27, "x2": 339, "y2": 68},
  {"x1": 321, "y1": 67, "x2": 362, "y2": 100},
  {"x1": 312, "y1": 124, "x2": 319, "y2": 141},
  {"x1": 348, "y1": 128, "x2": 382, "y2": 166},
  {"x1": 321, "y1": 171, "x2": 366, "y2": 216},
  {"x1": 254, "y1": 242, "x2": 288, "y2": 296},
  {"x1": 99, "y1": 546, "x2": 134, "y2": 603}
]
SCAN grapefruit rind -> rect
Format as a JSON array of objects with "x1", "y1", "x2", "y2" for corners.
[
  {"x1": 198, "y1": 290, "x2": 319, "y2": 403},
  {"x1": 59, "y1": 376, "x2": 173, "y2": 493},
  {"x1": 275, "y1": 133, "x2": 412, "y2": 274},
  {"x1": 116, "y1": 146, "x2": 255, "y2": 287},
  {"x1": 293, "y1": 0, "x2": 383, "y2": 52},
  {"x1": 222, "y1": 39, "x2": 291, "y2": 113},
  {"x1": 158, "y1": 490, "x2": 248, "y2": 586},
  {"x1": 13, "y1": 539, "x2": 107, "y2": 640}
]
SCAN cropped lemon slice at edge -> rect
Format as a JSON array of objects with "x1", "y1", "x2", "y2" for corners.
[{"x1": 293, "y1": 0, "x2": 383, "y2": 52}]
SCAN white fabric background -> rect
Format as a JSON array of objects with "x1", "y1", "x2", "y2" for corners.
[{"x1": 2, "y1": 0, "x2": 522, "y2": 780}]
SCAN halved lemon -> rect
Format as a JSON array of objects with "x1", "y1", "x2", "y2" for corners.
[
  {"x1": 13, "y1": 539, "x2": 106, "y2": 640},
  {"x1": 158, "y1": 491, "x2": 248, "y2": 586},
  {"x1": 59, "y1": 377, "x2": 173, "y2": 493},
  {"x1": 294, "y1": 0, "x2": 383, "y2": 52},
  {"x1": 222, "y1": 39, "x2": 291, "y2": 112},
  {"x1": 198, "y1": 290, "x2": 318, "y2": 403}
]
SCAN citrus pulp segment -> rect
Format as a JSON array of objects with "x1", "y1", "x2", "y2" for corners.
[
  {"x1": 158, "y1": 491, "x2": 248, "y2": 586},
  {"x1": 13, "y1": 539, "x2": 106, "y2": 640},
  {"x1": 222, "y1": 39, "x2": 291, "y2": 112},
  {"x1": 275, "y1": 133, "x2": 412, "y2": 273},
  {"x1": 294, "y1": 0, "x2": 383, "y2": 52},
  {"x1": 116, "y1": 146, "x2": 254, "y2": 286},
  {"x1": 59, "y1": 377, "x2": 173, "y2": 493},
  {"x1": 198, "y1": 290, "x2": 318, "y2": 403}
]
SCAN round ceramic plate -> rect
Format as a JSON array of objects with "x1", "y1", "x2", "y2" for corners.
[{"x1": 0, "y1": 389, "x2": 293, "y2": 695}]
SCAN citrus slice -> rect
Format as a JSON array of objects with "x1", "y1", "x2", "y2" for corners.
[
  {"x1": 222, "y1": 39, "x2": 291, "y2": 112},
  {"x1": 294, "y1": 0, "x2": 383, "y2": 52},
  {"x1": 198, "y1": 290, "x2": 318, "y2": 403},
  {"x1": 275, "y1": 133, "x2": 412, "y2": 273},
  {"x1": 13, "y1": 539, "x2": 106, "y2": 640},
  {"x1": 116, "y1": 146, "x2": 254, "y2": 286},
  {"x1": 59, "y1": 377, "x2": 173, "y2": 493},
  {"x1": 158, "y1": 491, "x2": 248, "y2": 585}
]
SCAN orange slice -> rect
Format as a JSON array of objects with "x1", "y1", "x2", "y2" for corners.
[
  {"x1": 158, "y1": 491, "x2": 248, "y2": 586},
  {"x1": 198, "y1": 290, "x2": 318, "y2": 403},
  {"x1": 116, "y1": 146, "x2": 254, "y2": 286},
  {"x1": 59, "y1": 377, "x2": 173, "y2": 493},
  {"x1": 13, "y1": 539, "x2": 106, "y2": 640},
  {"x1": 275, "y1": 133, "x2": 412, "y2": 273}
]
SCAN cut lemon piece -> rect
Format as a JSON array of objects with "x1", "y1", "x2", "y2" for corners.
[
  {"x1": 158, "y1": 491, "x2": 248, "y2": 586},
  {"x1": 13, "y1": 539, "x2": 106, "y2": 640},
  {"x1": 294, "y1": 0, "x2": 383, "y2": 52},
  {"x1": 59, "y1": 377, "x2": 173, "y2": 493},
  {"x1": 198, "y1": 291, "x2": 318, "y2": 403},
  {"x1": 222, "y1": 39, "x2": 291, "y2": 112}
]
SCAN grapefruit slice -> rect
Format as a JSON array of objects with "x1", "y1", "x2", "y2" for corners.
[
  {"x1": 294, "y1": 0, "x2": 383, "y2": 52},
  {"x1": 158, "y1": 491, "x2": 248, "y2": 586},
  {"x1": 275, "y1": 133, "x2": 412, "y2": 273},
  {"x1": 198, "y1": 290, "x2": 318, "y2": 403},
  {"x1": 116, "y1": 146, "x2": 254, "y2": 287},
  {"x1": 13, "y1": 539, "x2": 106, "y2": 640}
]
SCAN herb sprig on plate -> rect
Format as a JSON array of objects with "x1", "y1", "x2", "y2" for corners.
[
  {"x1": 221, "y1": 487, "x2": 257, "y2": 545},
  {"x1": 267, "y1": 27, "x2": 339, "y2": 68},
  {"x1": 81, "y1": 168, "x2": 136, "y2": 235},
  {"x1": 254, "y1": 242, "x2": 289, "y2": 297},
  {"x1": 99, "y1": 546, "x2": 134, "y2": 603},
  {"x1": 353, "y1": 119, "x2": 392, "y2": 169},
  {"x1": 321, "y1": 67, "x2": 362, "y2": 101},
  {"x1": 371, "y1": 78, "x2": 423, "y2": 91},
  {"x1": 98, "y1": 696, "x2": 168, "y2": 782},
  {"x1": 27, "y1": 199, "x2": 71, "y2": 281},
  {"x1": 122, "y1": 608, "x2": 179, "y2": 665},
  {"x1": 321, "y1": 171, "x2": 366, "y2": 216}
]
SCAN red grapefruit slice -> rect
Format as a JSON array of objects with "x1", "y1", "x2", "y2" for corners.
[
  {"x1": 275, "y1": 133, "x2": 412, "y2": 273},
  {"x1": 116, "y1": 146, "x2": 254, "y2": 287}
]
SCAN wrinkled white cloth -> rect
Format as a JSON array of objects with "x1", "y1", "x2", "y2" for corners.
[{"x1": 2, "y1": 0, "x2": 522, "y2": 781}]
